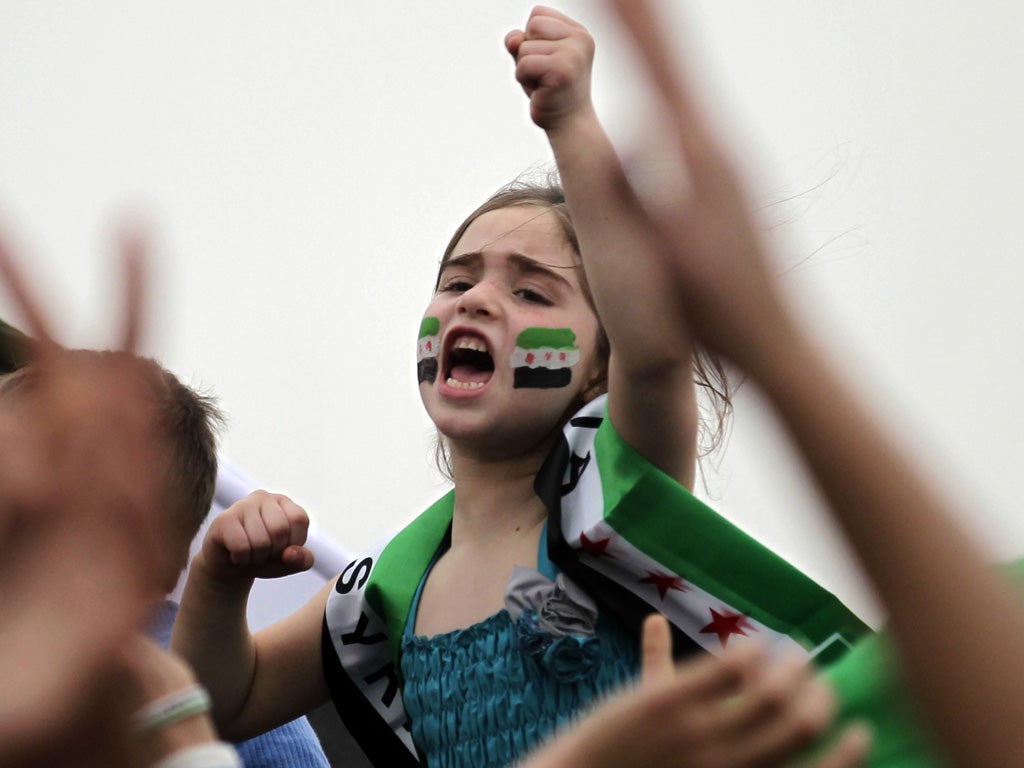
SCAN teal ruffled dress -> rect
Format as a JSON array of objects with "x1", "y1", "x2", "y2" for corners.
[{"x1": 400, "y1": 528, "x2": 639, "y2": 768}]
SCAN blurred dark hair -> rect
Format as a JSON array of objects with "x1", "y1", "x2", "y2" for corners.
[{"x1": 0, "y1": 350, "x2": 223, "y2": 542}]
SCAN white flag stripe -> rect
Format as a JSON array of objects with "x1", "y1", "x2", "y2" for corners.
[
  {"x1": 417, "y1": 335, "x2": 440, "y2": 360},
  {"x1": 509, "y1": 346, "x2": 580, "y2": 369},
  {"x1": 324, "y1": 538, "x2": 418, "y2": 755},
  {"x1": 556, "y1": 397, "x2": 807, "y2": 659},
  {"x1": 578, "y1": 522, "x2": 805, "y2": 657}
]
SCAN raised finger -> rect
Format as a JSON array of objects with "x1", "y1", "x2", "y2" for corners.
[
  {"x1": 0, "y1": 232, "x2": 56, "y2": 348},
  {"x1": 116, "y1": 225, "x2": 148, "y2": 354},
  {"x1": 641, "y1": 613, "x2": 674, "y2": 688}
]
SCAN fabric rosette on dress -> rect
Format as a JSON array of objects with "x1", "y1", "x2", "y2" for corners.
[{"x1": 505, "y1": 566, "x2": 602, "y2": 683}]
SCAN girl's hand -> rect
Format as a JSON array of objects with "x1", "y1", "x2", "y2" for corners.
[
  {"x1": 200, "y1": 490, "x2": 314, "y2": 582},
  {"x1": 505, "y1": 6, "x2": 596, "y2": 132}
]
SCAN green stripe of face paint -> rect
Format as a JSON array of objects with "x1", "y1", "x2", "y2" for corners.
[
  {"x1": 419, "y1": 316, "x2": 440, "y2": 339},
  {"x1": 515, "y1": 327, "x2": 577, "y2": 350}
]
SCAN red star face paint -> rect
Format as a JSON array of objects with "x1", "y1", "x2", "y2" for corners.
[
  {"x1": 417, "y1": 317, "x2": 440, "y2": 384},
  {"x1": 510, "y1": 327, "x2": 580, "y2": 389}
]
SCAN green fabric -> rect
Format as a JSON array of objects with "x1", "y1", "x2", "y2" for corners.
[
  {"x1": 594, "y1": 418, "x2": 870, "y2": 659},
  {"x1": 819, "y1": 559, "x2": 1024, "y2": 766},
  {"x1": 823, "y1": 634, "x2": 948, "y2": 767},
  {"x1": 366, "y1": 492, "x2": 454, "y2": 664}
]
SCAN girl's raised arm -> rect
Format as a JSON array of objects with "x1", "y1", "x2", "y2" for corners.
[{"x1": 506, "y1": 6, "x2": 700, "y2": 488}]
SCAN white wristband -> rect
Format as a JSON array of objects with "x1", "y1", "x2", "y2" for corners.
[
  {"x1": 131, "y1": 684, "x2": 212, "y2": 732},
  {"x1": 151, "y1": 742, "x2": 242, "y2": 768}
]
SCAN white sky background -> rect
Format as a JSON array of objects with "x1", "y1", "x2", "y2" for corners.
[{"x1": 2, "y1": 1, "x2": 1023, "y2": 624}]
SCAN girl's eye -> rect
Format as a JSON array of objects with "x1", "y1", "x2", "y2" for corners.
[
  {"x1": 440, "y1": 279, "x2": 473, "y2": 293},
  {"x1": 514, "y1": 288, "x2": 551, "y2": 305}
]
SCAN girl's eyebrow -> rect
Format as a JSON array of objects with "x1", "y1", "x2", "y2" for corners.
[
  {"x1": 509, "y1": 254, "x2": 573, "y2": 288},
  {"x1": 438, "y1": 252, "x2": 481, "y2": 271},
  {"x1": 440, "y1": 252, "x2": 573, "y2": 288}
]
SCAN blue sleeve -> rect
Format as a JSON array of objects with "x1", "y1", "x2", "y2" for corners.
[{"x1": 235, "y1": 717, "x2": 330, "y2": 768}]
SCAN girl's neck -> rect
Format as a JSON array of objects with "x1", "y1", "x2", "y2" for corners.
[{"x1": 447, "y1": 443, "x2": 550, "y2": 544}]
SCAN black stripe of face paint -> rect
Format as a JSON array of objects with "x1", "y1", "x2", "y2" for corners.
[
  {"x1": 513, "y1": 367, "x2": 571, "y2": 389},
  {"x1": 418, "y1": 358, "x2": 439, "y2": 384}
]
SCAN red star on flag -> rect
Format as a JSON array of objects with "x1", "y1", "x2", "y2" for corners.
[
  {"x1": 579, "y1": 531, "x2": 615, "y2": 558},
  {"x1": 638, "y1": 571, "x2": 688, "y2": 600},
  {"x1": 699, "y1": 608, "x2": 754, "y2": 647}
]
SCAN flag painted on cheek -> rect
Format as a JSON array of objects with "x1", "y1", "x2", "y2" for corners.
[
  {"x1": 417, "y1": 317, "x2": 440, "y2": 384},
  {"x1": 510, "y1": 327, "x2": 580, "y2": 389}
]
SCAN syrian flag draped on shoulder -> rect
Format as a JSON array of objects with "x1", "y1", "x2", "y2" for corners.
[{"x1": 323, "y1": 394, "x2": 869, "y2": 766}]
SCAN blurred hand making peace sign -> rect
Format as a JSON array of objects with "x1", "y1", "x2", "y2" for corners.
[{"x1": 0, "y1": 228, "x2": 180, "y2": 764}]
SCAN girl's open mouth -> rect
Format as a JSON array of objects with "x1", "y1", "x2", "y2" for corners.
[{"x1": 444, "y1": 334, "x2": 495, "y2": 390}]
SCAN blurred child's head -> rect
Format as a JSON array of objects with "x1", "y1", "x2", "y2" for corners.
[{"x1": 0, "y1": 352, "x2": 223, "y2": 589}]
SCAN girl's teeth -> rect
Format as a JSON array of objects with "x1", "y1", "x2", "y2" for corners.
[
  {"x1": 454, "y1": 338, "x2": 488, "y2": 353},
  {"x1": 446, "y1": 377, "x2": 484, "y2": 390}
]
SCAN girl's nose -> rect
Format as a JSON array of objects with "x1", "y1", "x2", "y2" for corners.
[{"x1": 456, "y1": 281, "x2": 501, "y2": 318}]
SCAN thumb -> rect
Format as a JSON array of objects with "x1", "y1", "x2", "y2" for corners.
[
  {"x1": 505, "y1": 29, "x2": 525, "y2": 58},
  {"x1": 282, "y1": 544, "x2": 316, "y2": 574}
]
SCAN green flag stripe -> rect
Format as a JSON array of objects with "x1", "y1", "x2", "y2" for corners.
[
  {"x1": 823, "y1": 633, "x2": 944, "y2": 766},
  {"x1": 594, "y1": 422, "x2": 869, "y2": 648},
  {"x1": 367, "y1": 491, "x2": 454, "y2": 663},
  {"x1": 515, "y1": 327, "x2": 577, "y2": 350}
]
